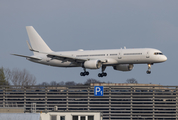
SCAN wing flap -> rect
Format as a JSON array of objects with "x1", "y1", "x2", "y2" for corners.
[
  {"x1": 46, "y1": 53, "x2": 108, "y2": 63},
  {"x1": 46, "y1": 53, "x2": 87, "y2": 63}
]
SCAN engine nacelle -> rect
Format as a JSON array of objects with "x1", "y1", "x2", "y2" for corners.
[
  {"x1": 113, "y1": 64, "x2": 134, "y2": 71},
  {"x1": 83, "y1": 60, "x2": 102, "y2": 69}
]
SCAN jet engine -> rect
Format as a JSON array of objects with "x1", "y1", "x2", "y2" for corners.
[
  {"x1": 83, "y1": 60, "x2": 102, "y2": 69},
  {"x1": 113, "y1": 64, "x2": 134, "y2": 71}
]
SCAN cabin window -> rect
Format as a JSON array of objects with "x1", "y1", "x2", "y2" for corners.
[
  {"x1": 76, "y1": 54, "x2": 105, "y2": 57},
  {"x1": 124, "y1": 53, "x2": 142, "y2": 55},
  {"x1": 110, "y1": 54, "x2": 117, "y2": 56},
  {"x1": 154, "y1": 52, "x2": 163, "y2": 55}
]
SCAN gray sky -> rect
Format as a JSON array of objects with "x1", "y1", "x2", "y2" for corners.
[{"x1": 1, "y1": 0, "x2": 178, "y2": 85}]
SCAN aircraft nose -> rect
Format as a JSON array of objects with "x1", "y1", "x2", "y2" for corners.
[{"x1": 162, "y1": 55, "x2": 167, "y2": 62}]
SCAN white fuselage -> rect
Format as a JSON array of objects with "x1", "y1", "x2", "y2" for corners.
[
  {"x1": 28, "y1": 48, "x2": 167, "y2": 68},
  {"x1": 13, "y1": 26, "x2": 167, "y2": 76}
]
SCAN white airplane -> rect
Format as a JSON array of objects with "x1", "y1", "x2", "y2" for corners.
[{"x1": 12, "y1": 26, "x2": 167, "y2": 77}]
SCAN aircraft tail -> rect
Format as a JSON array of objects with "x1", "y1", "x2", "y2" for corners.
[{"x1": 26, "y1": 26, "x2": 53, "y2": 55}]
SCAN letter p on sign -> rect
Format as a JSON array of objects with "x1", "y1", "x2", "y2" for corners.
[{"x1": 94, "y1": 86, "x2": 104, "y2": 96}]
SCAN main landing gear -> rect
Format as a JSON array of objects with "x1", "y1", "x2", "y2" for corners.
[
  {"x1": 80, "y1": 68, "x2": 89, "y2": 76},
  {"x1": 98, "y1": 66, "x2": 107, "y2": 77},
  {"x1": 80, "y1": 66, "x2": 108, "y2": 77},
  {"x1": 146, "y1": 64, "x2": 152, "y2": 74}
]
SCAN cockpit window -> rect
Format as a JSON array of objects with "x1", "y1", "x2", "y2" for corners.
[{"x1": 154, "y1": 52, "x2": 163, "y2": 55}]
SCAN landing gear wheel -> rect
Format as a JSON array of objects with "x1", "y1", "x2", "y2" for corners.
[
  {"x1": 80, "y1": 68, "x2": 89, "y2": 77},
  {"x1": 98, "y1": 73, "x2": 103, "y2": 77},
  {"x1": 146, "y1": 64, "x2": 152, "y2": 74},
  {"x1": 98, "y1": 66, "x2": 107, "y2": 77},
  {"x1": 102, "y1": 72, "x2": 107, "y2": 76},
  {"x1": 80, "y1": 72, "x2": 85, "y2": 76},
  {"x1": 85, "y1": 71, "x2": 89, "y2": 75},
  {"x1": 146, "y1": 70, "x2": 151, "y2": 74},
  {"x1": 98, "y1": 73, "x2": 107, "y2": 77}
]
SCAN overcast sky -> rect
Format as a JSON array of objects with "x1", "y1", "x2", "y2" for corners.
[{"x1": 1, "y1": 0, "x2": 178, "y2": 85}]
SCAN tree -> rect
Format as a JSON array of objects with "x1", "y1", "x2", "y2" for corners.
[
  {"x1": 76, "y1": 83, "x2": 83, "y2": 86},
  {"x1": 4, "y1": 68, "x2": 36, "y2": 86},
  {"x1": 40, "y1": 82, "x2": 49, "y2": 86},
  {"x1": 65, "y1": 81, "x2": 76, "y2": 86},
  {"x1": 0, "y1": 67, "x2": 9, "y2": 85},
  {"x1": 126, "y1": 78, "x2": 138, "y2": 84},
  {"x1": 50, "y1": 81, "x2": 57, "y2": 86},
  {"x1": 57, "y1": 81, "x2": 65, "y2": 86},
  {"x1": 84, "y1": 79, "x2": 102, "y2": 85}
]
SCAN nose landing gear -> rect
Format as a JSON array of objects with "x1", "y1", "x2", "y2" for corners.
[{"x1": 146, "y1": 64, "x2": 151, "y2": 74}]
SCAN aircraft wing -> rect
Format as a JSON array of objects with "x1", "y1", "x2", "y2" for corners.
[
  {"x1": 12, "y1": 54, "x2": 42, "y2": 60},
  {"x1": 26, "y1": 42, "x2": 87, "y2": 63},
  {"x1": 25, "y1": 41, "x2": 107, "y2": 63},
  {"x1": 46, "y1": 53, "x2": 87, "y2": 63},
  {"x1": 46, "y1": 53, "x2": 107, "y2": 63}
]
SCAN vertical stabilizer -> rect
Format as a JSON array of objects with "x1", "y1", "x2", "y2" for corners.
[{"x1": 26, "y1": 26, "x2": 53, "y2": 55}]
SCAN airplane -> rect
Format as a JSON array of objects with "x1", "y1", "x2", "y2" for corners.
[{"x1": 12, "y1": 26, "x2": 167, "y2": 77}]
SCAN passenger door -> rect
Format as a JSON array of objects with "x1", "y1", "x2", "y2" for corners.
[
  {"x1": 118, "y1": 51, "x2": 122, "y2": 59},
  {"x1": 146, "y1": 51, "x2": 150, "y2": 58}
]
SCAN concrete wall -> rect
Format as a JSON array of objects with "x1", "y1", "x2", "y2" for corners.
[{"x1": 0, "y1": 107, "x2": 24, "y2": 113}]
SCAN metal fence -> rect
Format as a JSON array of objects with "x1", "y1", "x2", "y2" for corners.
[{"x1": 0, "y1": 85, "x2": 178, "y2": 120}]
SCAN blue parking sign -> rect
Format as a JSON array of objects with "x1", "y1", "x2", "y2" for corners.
[{"x1": 94, "y1": 86, "x2": 104, "y2": 96}]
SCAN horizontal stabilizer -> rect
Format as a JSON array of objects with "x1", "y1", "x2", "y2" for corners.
[{"x1": 11, "y1": 54, "x2": 41, "y2": 60}]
